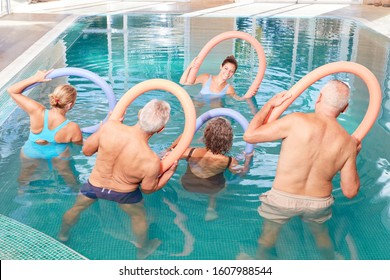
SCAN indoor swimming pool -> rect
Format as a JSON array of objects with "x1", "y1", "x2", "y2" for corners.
[{"x1": 0, "y1": 13, "x2": 389, "y2": 260}]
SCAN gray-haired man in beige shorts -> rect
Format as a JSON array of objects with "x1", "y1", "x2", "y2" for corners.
[
  {"x1": 258, "y1": 189, "x2": 334, "y2": 224},
  {"x1": 244, "y1": 81, "x2": 361, "y2": 259}
]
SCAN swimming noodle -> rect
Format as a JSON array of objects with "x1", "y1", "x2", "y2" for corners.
[
  {"x1": 109, "y1": 79, "x2": 196, "y2": 174},
  {"x1": 23, "y1": 67, "x2": 117, "y2": 134},
  {"x1": 186, "y1": 30, "x2": 266, "y2": 98},
  {"x1": 265, "y1": 61, "x2": 382, "y2": 141},
  {"x1": 196, "y1": 108, "x2": 254, "y2": 155}
]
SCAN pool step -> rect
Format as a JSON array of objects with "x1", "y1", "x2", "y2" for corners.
[{"x1": 0, "y1": 214, "x2": 87, "y2": 260}]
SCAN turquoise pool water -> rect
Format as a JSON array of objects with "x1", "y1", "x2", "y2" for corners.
[{"x1": 0, "y1": 14, "x2": 389, "y2": 260}]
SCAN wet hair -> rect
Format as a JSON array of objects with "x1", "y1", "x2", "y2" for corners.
[
  {"x1": 321, "y1": 79, "x2": 350, "y2": 111},
  {"x1": 203, "y1": 117, "x2": 233, "y2": 155},
  {"x1": 139, "y1": 99, "x2": 171, "y2": 133},
  {"x1": 222, "y1": 55, "x2": 238, "y2": 73},
  {"x1": 48, "y1": 85, "x2": 77, "y2": 109}
]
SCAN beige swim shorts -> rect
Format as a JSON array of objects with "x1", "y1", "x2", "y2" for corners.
[{"x1": 258, "y1": 188, "x2": 334, "y2": 224}]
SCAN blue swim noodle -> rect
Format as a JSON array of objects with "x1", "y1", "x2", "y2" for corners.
[
  {"x1": 23, "y1": 67, "x2": 116, "y2": 134},
  {"x1": 195, "y1": 108, "x2": 254, "y2": 155}
]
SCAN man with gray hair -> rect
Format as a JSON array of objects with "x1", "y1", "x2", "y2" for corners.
[
  {"x1": 243, "y1": 80, "x2": 361, "y2": 259},
  {"x1": 59, "y1": 99, "x2": 177, "y2": 259}
]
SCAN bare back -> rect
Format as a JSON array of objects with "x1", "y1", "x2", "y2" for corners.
[
  {"x1": 186, "y1": 148, "x2": 233, "y2": 178},
  {"x1": 273, "y1": 112, "x2": 357, "y2": 197},
  {"x1": 88, "y1": 121, "x2": 160, "y2": 193},
  {"x1": 29, "y1": 108, "x2": 82, "y2": 144}
]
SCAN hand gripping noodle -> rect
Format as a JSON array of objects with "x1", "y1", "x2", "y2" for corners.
[
  {"x1": 23, "y1": 67, "x2": 117, "y2": 134},
  {"x1": 195, "y1": 108, "x2": 254, "y2": 155},
  {"x1": 186, "y1": 30, "x2": 266, "y2": 98},
  {"x1": 265, "y1": 61, "x2": 382, "y2": 141},
  {"x1": 110, "y1": 79, "x2": 196, "y2": 174}
]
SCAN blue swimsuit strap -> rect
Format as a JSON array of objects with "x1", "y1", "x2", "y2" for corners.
[
  {"x1": 204, "y1": 75, "x2": 212, "y2": 89},
  {"x1": 29, "y1": 110, "x2": 71, "y2": 143},
  {"x1": 41, "y1": 109, "x2": 70, "y2": 138},
  {"x1": 206, "y1": 75, "x2": 230, "y2": 94},
  {"x1": 45, "y1": 110, "x2": 71, "y2": 134}
]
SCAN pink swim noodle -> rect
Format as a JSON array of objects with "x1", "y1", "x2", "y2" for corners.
[
  {"x1": 265, "y1": 61, "x2": 382, "y2": 141},
  {"x1": 109, "y1": 79, "x2": 196, "y2": 174},
  {"x1": 186, "y1": 30, "x2": 266, "y2": 98}
]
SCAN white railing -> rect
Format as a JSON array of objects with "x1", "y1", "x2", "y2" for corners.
[
  {"x1": 239, "y1": 0, "x2": 363, "y2": 3},
  {"x1": 0, "y1": 0, "x2": 11, "y2": 17}
]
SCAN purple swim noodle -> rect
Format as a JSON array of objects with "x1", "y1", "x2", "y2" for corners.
[
  {"x1": 195, "y1": 108, "x2": 254, "y2": 154},
  {"x1": 23, "y1": 67, "x2": 116, "y2": 134}
]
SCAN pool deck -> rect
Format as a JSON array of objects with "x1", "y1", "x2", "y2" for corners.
[{"x1": 0, "y1": 0, "x2": 389, "y2": 89}]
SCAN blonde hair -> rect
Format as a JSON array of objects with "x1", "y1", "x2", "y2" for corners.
[
  {"x1": 139, "y1": 99, "x2": 171, "y2": 133},
  {"x1": 48, "y1": 85, "x2": 77, "y2": 109},
  {"x1": 321, "y1": 80, "x2": 350, "y2": 111}
]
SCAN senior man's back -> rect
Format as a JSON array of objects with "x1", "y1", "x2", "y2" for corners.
[
  {"x1": 243, "y1": 80, "x2": 360, "y2": 259},
  {"x1": 59, "y1": 99, "x2": 177, "y2": 259},
  {"x1": 87, "y1": 120, "x2": 161, "y2": 194},
  {"x1": 273, "y1": 111, "x2": 359, "y2": 199}
]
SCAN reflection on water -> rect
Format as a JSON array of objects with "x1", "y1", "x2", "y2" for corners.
[
  {"x1": 0, "y1": 14, "x2": 389, "y2": 260},
  {"x1": 375, "y1": 158, "x2": 390, "y2": 231},
  {"x1": 379, "y1": 57, "x2": 390, "y2": 133}
]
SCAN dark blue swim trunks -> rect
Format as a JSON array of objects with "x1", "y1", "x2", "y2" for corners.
[{"x1": 81, "y1": 180, "x2": 143, "y2": 204}]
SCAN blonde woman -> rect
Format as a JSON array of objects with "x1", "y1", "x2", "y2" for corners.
[
  {"x1": 8, "y1": 69, "x2": 82, "y2": 144},
  {"x1": 8, "y1": 70, "x2": 82, "y2": 188}
]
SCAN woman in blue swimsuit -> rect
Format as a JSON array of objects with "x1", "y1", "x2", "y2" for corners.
[
  {"x1": 180, "y1": 55, "x2": 253, "y2": 101},
  {"x1": 8, "y1": 69, "x2": 82, "y2": 144},
  {"x1": 8, "y1": 70, "x2": 82, "y2": 188}
]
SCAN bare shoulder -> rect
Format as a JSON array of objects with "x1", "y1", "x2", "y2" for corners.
[
  {"x1": 343, "y1": 133, "x2": 358, "y2": 151},
  {"x1": 279, "y1": 112, "x2": 307, "y2": 125},
  {"x1": 289, "y1": 112, "x2": 307, "y2": 120},
  {"x1": 101, "y1": 119, "x2": 119, "y2": 130},
  {"x1": 67, "y1": 121, "x2": 82, "y2": 134},
  {"x1": 196, "y1": 73, "x2": 210, "y2": 84},
  {"x1": 29, "y1": 106, "x2": 45, "y2": 119},
  {"x1": 227, "y1": 84, "x2": 236, "y2": 94},
  {"x1": 67, "y1": 121, "x2": 83, "y2": 142},
  {"x1": 142, "y1": 152, "x2": 161, "y2": 176},
  {"x1": 99, "y1": 120, "x2": 126, "y2": 136},
  {"x1": 67, "y1": 121, "x2": 81, "y2": 129},
  {"x1": 280, "y1": 113, "x2": 317, "y2": 138}
]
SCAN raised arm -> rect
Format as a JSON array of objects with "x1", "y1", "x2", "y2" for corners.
[
  {"x1": 244, "y1": 91, "x2": 291, "y2": 144},
  {"x1": 7, "y1": 69, "x2": 53, "y2": 115},
  {"x1": 245, "y1": 98, "x2": 258, "y2": 115},
  {"x1": 180, "y1": 57, "x2": 199, "y2": 85},
  {"x1": 243, "y1": 87, "x2": 259, "y2": 99}
]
